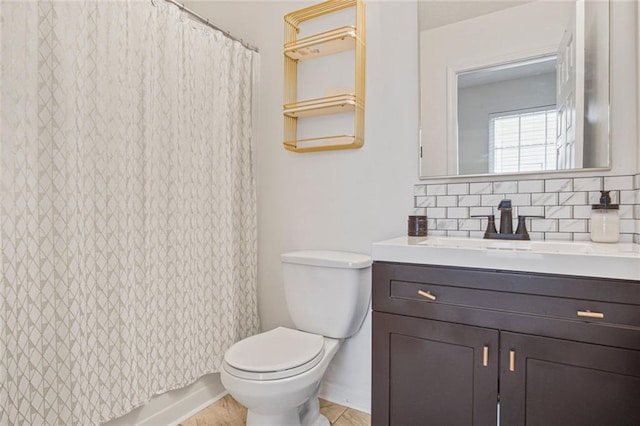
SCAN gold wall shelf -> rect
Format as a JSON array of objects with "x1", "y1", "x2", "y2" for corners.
[
  {"x1": 283, "y1": 0, "x2": 366, "y2": 153},
  {"x1": 283, "y1": 134, "x2": 363, "y2": 153},
  {"x1": 284, "y1": 26, "x2": 357, "y2": 61},
  {"x1": 283, "y1": 94, "x2": 358, "y2": 119}
]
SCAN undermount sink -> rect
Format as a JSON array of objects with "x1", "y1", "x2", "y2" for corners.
[{"x1": 372, "y1": 236, "x2": 640, "y2": 281}]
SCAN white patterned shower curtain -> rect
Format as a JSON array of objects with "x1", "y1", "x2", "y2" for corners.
[{"x1": 0, "y1": 0, "x2": 260, "y2": 424}]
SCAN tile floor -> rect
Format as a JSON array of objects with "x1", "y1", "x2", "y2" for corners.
[{"x1": 180, "y1": 395, "x2": 370, "y2": 426}]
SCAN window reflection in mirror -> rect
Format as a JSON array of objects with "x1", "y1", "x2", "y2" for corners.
[
  {"x1": 418, "y1": 0, "x2": 610, "y2": 178},
  {"x1": 457, "y1": 56, "x2": 558, "y2": 175}
]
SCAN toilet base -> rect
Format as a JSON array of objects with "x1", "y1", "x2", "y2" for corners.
[
  {"x1": 299, "y1": 390, "x2": 329, "y2": 426},
  {"x1": 246, "y1": 409, "x2": 300, "y2": 426},
  {"x1": 245, "y1": 408, "x2": 329, "y2": 426},
  {"x1": 245, "y1": 388, "x2": 329, "y2": 426},
  {"x1": 246, "y1": 411, "x2": 329, "y2": 426},
  {"x1": 306, "y1": 413, "x2": 330, "y2": 426}
]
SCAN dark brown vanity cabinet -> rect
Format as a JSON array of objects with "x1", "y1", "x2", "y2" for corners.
[
  {"x1": 372, "y1": 261, "x2": 640, "y2": 426},
  {"x1": 374, "y1": 313, "x2": 499, "y2": 426}
]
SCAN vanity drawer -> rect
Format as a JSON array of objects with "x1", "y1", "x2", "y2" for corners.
[
  {"x1": 373, "y1": 262, "x2": 640, "y2": 334},
  {"x1": 390, "y1": 279, "x2": 640, "y2": 329}
]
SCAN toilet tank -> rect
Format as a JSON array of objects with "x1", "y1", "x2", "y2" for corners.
[{"x1": 281, "y1": 250, "x2": 372, "y2": 339}]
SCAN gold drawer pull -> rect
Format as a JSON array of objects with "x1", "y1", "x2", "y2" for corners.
[
  {"x1": 577, "y1": 310, "x2": 604, "y2": 319},
  {"x1": 417, "y1": 290, "x2": 436, "y2": 301},
  {"x1": 509, "y1": 350, "x2": 516, "y2": 372},
  {"x1": 482, "y1": 345, "x2": 489, "y2": 367}
]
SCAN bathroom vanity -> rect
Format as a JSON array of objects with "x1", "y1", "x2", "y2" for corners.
[{"x1": 371, "y1": 237, "x2": 640, "y2": 426}]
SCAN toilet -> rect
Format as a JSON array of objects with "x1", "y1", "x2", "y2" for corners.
[{"x1": 220, "y1": 250, "x2": 372, "y2": 426}]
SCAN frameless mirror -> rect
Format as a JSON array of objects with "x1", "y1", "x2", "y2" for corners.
[{"x1": 418, "y1": 0, "x2": 610, "y2": 178}]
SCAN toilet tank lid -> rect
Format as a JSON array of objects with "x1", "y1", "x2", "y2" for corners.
[{"x1": 281, "y1": 250, "x2": 372, "y2": 269}]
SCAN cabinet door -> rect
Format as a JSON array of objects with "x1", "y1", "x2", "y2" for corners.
[
  {"x1": 372, "y1": 312, "x2": 499, "y2": 426},
  {"x1": 500, "y1": 332, "x2": 640, "y2": 426}
]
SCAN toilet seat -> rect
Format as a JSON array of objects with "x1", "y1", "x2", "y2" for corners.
[{"x1": 223, "y1": 327, "x2": 325, "y2": 381}]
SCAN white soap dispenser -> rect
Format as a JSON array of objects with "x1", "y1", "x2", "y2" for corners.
[{"x1": 590, "y1": 190, "x2": 620, "y2": 243}]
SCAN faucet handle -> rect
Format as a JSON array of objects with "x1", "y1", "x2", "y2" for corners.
[
  {"x1": 471, "y1": 214, "x2": 498, "y2": 239},
  {"x1": 515, "y1": 215, "x2": 545, "y2": 240}
]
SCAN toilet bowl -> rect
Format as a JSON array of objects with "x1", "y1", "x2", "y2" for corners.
[
  {"x1": 221, "y1": 327, "x2": 341, "y2": 426},
  {"x1": 220, "y1": 250, "x2": 372, "y2": 426}
]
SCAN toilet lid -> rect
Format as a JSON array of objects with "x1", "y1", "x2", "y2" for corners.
[{"x1": 224, "y1": 327, "x2": 325, "y2": 380}]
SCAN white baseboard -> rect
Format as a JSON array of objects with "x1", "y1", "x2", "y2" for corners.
[
  {"x1": 319, "y1": 380, "x2": 371, "y2": 414},
  {"x1": 106, "y1": 374, "x2": 369, "y2": 425},
  {"x1": 105, "y1": 373, "x2": 227, "y2": 426}
]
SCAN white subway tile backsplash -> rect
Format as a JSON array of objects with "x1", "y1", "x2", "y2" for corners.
[
  {"x1": 573, "y1": 232, "x2": 591, "y2": 241},
  {"x1": 493, "y1": 181, "x2": 518, "y2": 194},
  {"x1": 516, "y1": 206, "x2": 545, "y2": 216},
  {"x1": 546, "y1": 206, "x2": 572, "y2": 219},
  {"x1": 426, "y1": 207, "x2": 447, "y2": 219},
  {"x1": 545, "y1": 178, "x2": 572, "y2": 192},
  {"x1": 427, "y1": 184, "x2": 447, "y2": 196},
  {"x1": 458, "y1": 195, "x2": 481, "y2": 207},
  {"x1": 528, "y1": 231, "x2": 544, "y2": 241},
  {"x1": 619, "y1": 204, "x2": 633, "y2": 219},
  {"x1": 447, "y1": 207, "x2": 469, "y2": 218},
  {"x1": 412, "y1": 173, "x2": 640, "y2": 242},
  {"x1": 620, "y1": 219, "x2": 636, "y2": 233},
  {"x1": 558, "y1": 219, "x2": 587, "y2": 233},
  {"x1": 531, "y1": 193, "x2": 559, "y2": 206},
  {"x1": 470, "y1": 182, "x2": 492, "y2": 195},
  {"x1": 506, "y1": 193, "x2": 531, "y2": 206},
  {"x1": 620, "y1": 190, "x2": 636, "y2": 205},
  {"x1": 415, "y1": 196, "x2": 436, "y2": 208},
  {"x1": 559, "y1": 192, "x2": 587, "y2": 205},
  {"x1": 573, "y1": 177, "x2": 603, "y2": 191},
  {"x1": 604, "y1": 175, "x2": 634, "y2": 191},
  {"x1": 481, "y1": 194, "x2": 504, "y2": 207},
  {"x1": 573, "y1": 205, "x2": 592, "y2": 219},
  {"x1": 619, "y1": 234, "x2": 634, "y2": 243},
  {"x1": 436, "y1": 219, "x2": 458, "y2": 230},
  {"x1": 413, "y1": 185, "x2": 428, "y2": 196},
  {"x1": 518, "y1": 179, "x2": 544, "y2": 193},
  {"x1": 588, "y1": 191, "x2": 601, "y2": 204},
  {"x1": 437, "y1": 195, "x2": 457, "y2": 207},
  {"x1": 470, "y1": 207, "x2": 493, "y2": 216},
  {"x1": 531, "y1": 219, "x2": 558, "y2": 232},
  {"x1": 458, "y1": 218, "x2": 482, "y2": 231},
  {"x1": 447, "y1": 183, "x2": 469, "y2": 195}
]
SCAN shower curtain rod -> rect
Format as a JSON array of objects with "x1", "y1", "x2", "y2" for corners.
[{"x1": 162, "y1": 0, "x2": 259, "y2": 53}]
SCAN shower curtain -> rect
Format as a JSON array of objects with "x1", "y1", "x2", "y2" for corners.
[{"x1": 0, "y1": 0, "x2": 260, "y2": 424}]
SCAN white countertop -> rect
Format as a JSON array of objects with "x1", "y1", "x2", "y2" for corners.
[{"x1": 372, "y1": 236, "x2": 640, "y2": 281}]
